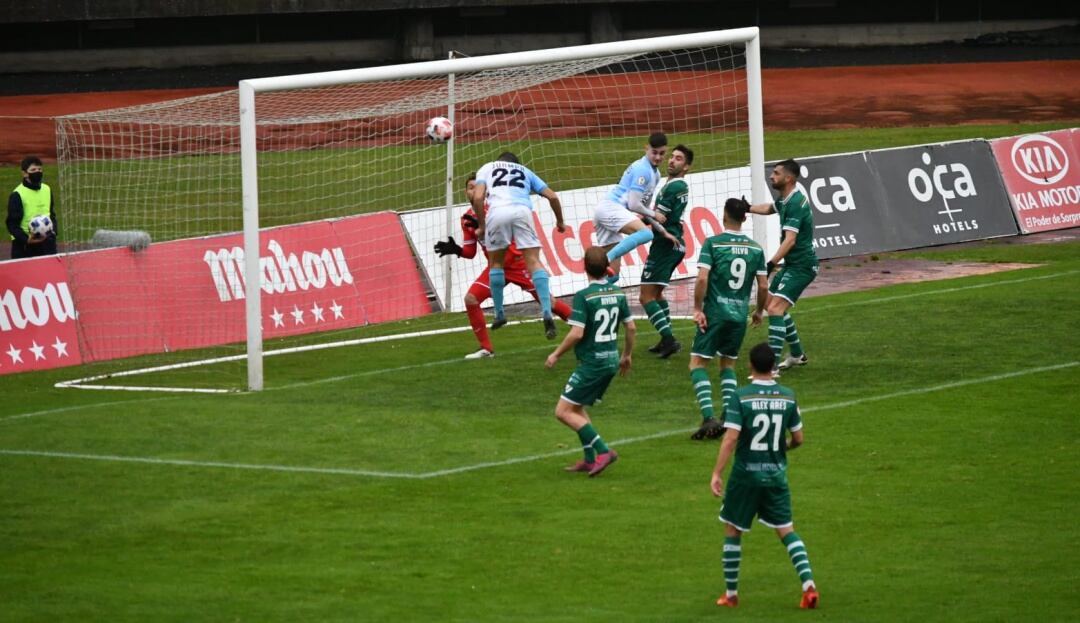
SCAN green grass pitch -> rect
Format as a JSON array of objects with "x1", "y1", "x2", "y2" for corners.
[{"x1": 1, "y1": 234, "x2": 1077, "y2": 621}]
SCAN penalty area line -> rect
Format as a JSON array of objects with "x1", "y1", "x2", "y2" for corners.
[{"x1": 2, "y1": 361, "x2": 1074, "y2": 479}]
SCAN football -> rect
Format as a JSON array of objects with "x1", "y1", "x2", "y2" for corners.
[
  {"x1": 29, "y1": 215, "x2": 53, "y2": 238},
  {"x1": 425, "y1": 116, "x2": 453, "y2": 143}
]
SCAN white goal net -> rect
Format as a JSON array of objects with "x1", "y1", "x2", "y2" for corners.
[{"x1": 54, "y1": 28, "x2": 765, "y2": 392}]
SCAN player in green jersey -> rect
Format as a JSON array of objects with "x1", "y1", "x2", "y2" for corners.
[
  {"x1": 710, "y1": 342, "x2": 819, "y2": 610},
  {"x1": 749, "y1": 159, "x2": 818, "y2": 375},
  {"x1": 688, "y1": 198, "x2": 768, "y2": 440},
  {"x1": 641, "y1": 144, "x2": 693, "y2": 360},
  {"x1": 545, "y1": 247, "x2": 636, "y2": 477}
]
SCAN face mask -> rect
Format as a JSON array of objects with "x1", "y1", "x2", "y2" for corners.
[{"x1": 27, "y1": 172, "x2": 43, "y2": 186}]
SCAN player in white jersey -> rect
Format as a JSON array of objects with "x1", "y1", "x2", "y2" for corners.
[
  {"x1": 594, "y1": 132, "x2": 670, "y2": 284},
  {"x1": 472, "y1": 151, "x2": 566, "y2": 339}
]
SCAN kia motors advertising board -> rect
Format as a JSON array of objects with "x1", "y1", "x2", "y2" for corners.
[
  {"x1": 866, "y1": 141, "x2": 1018, "y2": 248},
  {"x1": 990, "y1": 129, "x2": 1080, "y2": 233}
]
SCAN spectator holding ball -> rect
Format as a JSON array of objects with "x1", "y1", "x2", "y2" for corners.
[{"x1": 7, "y1": 156, "x2": 58, "y2": 259}]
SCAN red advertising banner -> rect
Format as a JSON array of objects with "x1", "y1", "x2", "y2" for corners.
[
  {"x1": 990, "y1": 129, "x2": 1080, "y2": 233},
  {"x1": 0, "y1": 255, "x2": 83, "y2": 373},
  {"x1": 0, "y1": 211, "x2": 429, "y2": 375}
]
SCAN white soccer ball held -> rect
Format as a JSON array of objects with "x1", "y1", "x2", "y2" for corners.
[{"x1": 29, "y1": 215, "x2": 54, "y2": 238}]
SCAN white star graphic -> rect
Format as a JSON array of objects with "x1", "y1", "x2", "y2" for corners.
[
  {"x1": 311, "y1": 301, "x2": 325, "y2": 322},
  {"x1": 6, "y1": 343, "x2": 22, "y2": 364},
  {"x1": 269, "y1": 308, "x2": 284, "y2": 328},
  {"x1": 291, "y1": 305, "x2": 305, "y2": 325},
  {"x1": 52, "y1": 336, "x2": 69, "y2": 358},
  {"x1": 29, "y1": 341, "x2": 45, "y2": 361},
  {"x1": 329, "y1": 300, "x2": 344, "y2": 320}
]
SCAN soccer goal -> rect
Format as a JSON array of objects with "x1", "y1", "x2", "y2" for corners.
[{"x1": 54, "y1": 27, "x2": 767, "y2": 392}]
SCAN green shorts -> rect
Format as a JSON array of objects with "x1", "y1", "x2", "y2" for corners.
[
  {"x1": 640, "y1": 244, "x2": 686, "y2": 287},
  {"x1": 561, "y1": 366, "x2": 617, "y2": 406},
  {"x1": 690, "y1": 318, "x2": 747, "y2": 360},
  {"x1": 719, "y1": 476, "x2": 793, "y2": 532},
  {"x1": 769, "y1": 264, "x2": 819, "y2": 306}
]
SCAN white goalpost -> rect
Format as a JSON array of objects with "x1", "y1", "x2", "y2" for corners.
[{"x1": 55, "y1": 27, "x2": 767, "y2": 393}]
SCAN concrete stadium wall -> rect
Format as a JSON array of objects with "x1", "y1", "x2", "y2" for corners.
[{"x1": 2, "y1": 19, "x2": 1075, "y2": 74}]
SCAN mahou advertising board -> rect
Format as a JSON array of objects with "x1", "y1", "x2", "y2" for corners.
[
  {"x1": 0, "y1": 255, "x2": 82, "y2": 374},
  {"x1": 0, "y1": 212, "x2": 429, "y2": 375},
  {"x1": 990, "y1": 130, "x2": 1080, "y2": 233}
]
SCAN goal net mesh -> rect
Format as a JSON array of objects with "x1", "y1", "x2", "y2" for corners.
[{"x1": 55, "y1": 41, "x2": 754, "y2": 391}]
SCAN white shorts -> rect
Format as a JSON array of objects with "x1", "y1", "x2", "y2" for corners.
[
  {"x1": 593, "y1": 199, "x2": 638, "y2": 247},
  {"x1": 485, "y1": 205, "x2": 540, "y2": 251}
]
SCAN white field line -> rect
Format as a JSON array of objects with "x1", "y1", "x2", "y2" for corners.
[
  {"x1": 3, "y1": 361, "x2": 1075, "y2": 479},
  {"x1": 798, "y1": 268, "x2": 1079, "y2": 314},
  {"x1": 0, "y1": 397, "x2": 177, "y2": 423},
  {"x1": 55, "y1": 267, "x2": 1079, "y2": 394},
  {"x1": 2, "y1": 344, "x2": 553, "y2": 424},
  {"x1": 24, "y1": 266, "x2": 1080, "y2": 417}
]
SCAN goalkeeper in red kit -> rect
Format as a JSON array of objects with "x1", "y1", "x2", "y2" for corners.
[{"x1": 435, "y1": 173, "x2": 571, "y2": 359}]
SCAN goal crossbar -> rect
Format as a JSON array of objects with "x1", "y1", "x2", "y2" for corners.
[{"x1": 238, "y1": 27, "x2": 767, "y2": 391}]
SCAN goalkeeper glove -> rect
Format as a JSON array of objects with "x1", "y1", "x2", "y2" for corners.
[
  {"x1": 461, "y1": 213, "x2": 479, "y2": 230},
  {"x1": 434, "y1": 236, "x2": 463, "y2": 257},
  {"x1": 767, "y1": 260, "x2": 777, "y2": 274}
]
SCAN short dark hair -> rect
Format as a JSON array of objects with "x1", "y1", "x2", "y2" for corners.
[
  {"x1": 648, "y1": 132, "x2": 668, "y2": 149},
  {"x1": 497, "y1": 151, "x2": 520, "y2": 164},
  {"x1": 749, "y1": 342, "x2": 775, "y2": 374},
  {"x1": 673, "y1": 144, "x2": 694, "y2": 165},
  {"x1": 466, "y1": 172, "x2": 476, "y2": 184},
  {"x1": 583, "y1": 246, "x2": 610, "y2": 279},
  {"x1": 724, "y1": 197, "x2": 750, "y2": 223},
  {"x1": 776, "y1": 159, "x2": 800, "y2": 179},
  {"x1": 20, "y1": 156, "x2": 42, "y2": 171}
]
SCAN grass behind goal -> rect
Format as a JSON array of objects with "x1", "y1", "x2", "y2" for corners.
[{"x1": 1, "y1": 240, "x2": 1077, "y2": 621}]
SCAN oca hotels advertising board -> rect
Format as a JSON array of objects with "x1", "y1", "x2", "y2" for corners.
[
  {"x1": 990, "y1": 129, "x2": 1080, "y2": 233},
  {"x1": 766, "y1": 141, "x2": 1018, "y2": 259}
]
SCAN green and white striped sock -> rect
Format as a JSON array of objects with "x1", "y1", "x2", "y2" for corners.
[
  {"x1": 690, "y1": 368, "x2": 714, "y2": 421},
  {"x1": 782, "y1": 532, "x2": 815, "y2": 590},
  {"x1": 784, "y1": 313, "x2": 804, "y2": 358},
  {"x1": 644, "y1": 300, "x2": 673, "y2": 338},
  {"x1": 723, "y1": 536, "x2": 742, "y2": 596},
  {"x1": 768, "y1": 315, "x2": 786, "y2": 366},
  {"x1": 719, "y1": 368, "x2": 737, "y2": 420}
]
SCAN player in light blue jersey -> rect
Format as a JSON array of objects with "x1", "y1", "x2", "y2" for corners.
[
  {"x1": 594, "y1": 132, "x2": 671, "y2": 284},
  {"x1": 472, "y1": 152, "x2": 566, "y2": 339}
]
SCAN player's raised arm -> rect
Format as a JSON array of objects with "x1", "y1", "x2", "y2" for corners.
[
  {"x1": 539, "y1": 187, "x2": 565, "y2": 233},
  {"x1": 748, "y1": 201, "x2": 776, "y2": 216}
]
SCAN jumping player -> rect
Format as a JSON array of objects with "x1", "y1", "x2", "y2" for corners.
[
  {"x1": 472, "y1": 152, "x2": 566, "y2": 339},
  {"x1": 594, "y1": 133, "x2": 669, "y2": 284},
  {"x1": 435, "y1": 173, "x2": 571, "y2": 359}
]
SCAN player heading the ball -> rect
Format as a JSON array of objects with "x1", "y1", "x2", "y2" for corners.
[
  {"x1": 472, "y1": 152, "x2": 565, "y2": 339},
  {"x1": 434, "y1": 173, "x2": 571, "y2": 359}
]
